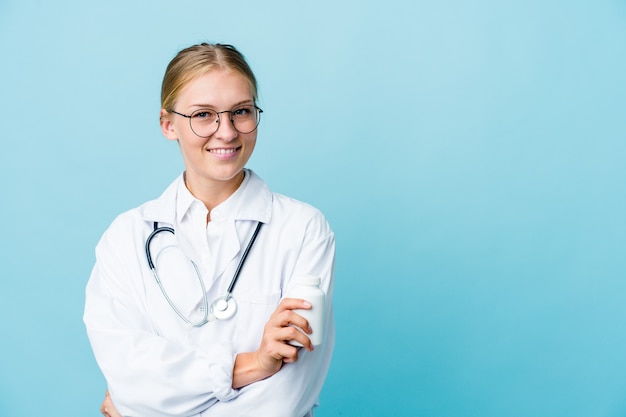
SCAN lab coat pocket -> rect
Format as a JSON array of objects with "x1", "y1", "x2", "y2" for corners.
[{"x1": 232, "y1": 291, "x2": 282, "y2": 351}]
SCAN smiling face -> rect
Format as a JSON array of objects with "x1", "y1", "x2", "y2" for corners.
[{"x1": 160, "y1": 68, "x2": 258, "y2": 201}]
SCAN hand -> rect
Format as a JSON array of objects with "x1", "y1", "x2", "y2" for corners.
[
  {"x1": 232, "y1": 298, "x2": 314, "y2": 388},
  {"x1": 100, "y1": 390, "x2": 122, "y2": 417},
  {"x1": 256, "y1": 298, "x2": 314, "y2": 373}
]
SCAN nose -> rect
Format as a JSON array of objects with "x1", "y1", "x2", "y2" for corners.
[{"x1": 213, "y1": 112, "x2": 238, "y2": 142}]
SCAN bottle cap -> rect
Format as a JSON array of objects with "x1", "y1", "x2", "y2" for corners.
[{"x1": 294, "y1": 275, "x2": 321, "y2": 286}]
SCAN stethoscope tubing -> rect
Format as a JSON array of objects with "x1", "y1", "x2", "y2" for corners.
[
  {"x1": 225, "y1": 221, "x2": 263, "y2": 295},
  {"x1": 145, "y1": 224, "x2": 174, "y2": 270},
  {"x1": 145, "y1": 221, "x2": 263, "y2": 327}
]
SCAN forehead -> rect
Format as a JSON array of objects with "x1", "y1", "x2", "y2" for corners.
[{"x1": 177, "y1": 69, "x2": 254, "y2": 107}]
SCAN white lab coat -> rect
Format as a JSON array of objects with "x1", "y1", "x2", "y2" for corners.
[{"x1": 84, "y1": 170, "x2": 335, "y2": 417}]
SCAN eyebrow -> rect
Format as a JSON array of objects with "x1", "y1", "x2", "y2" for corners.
[{"x1": 189, "y1": 99, "x2": 254, "y2": 110}]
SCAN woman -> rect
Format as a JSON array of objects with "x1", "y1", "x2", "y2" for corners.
[{"x1": 84, "y1": 43, "x2": 335, "y2": 417}]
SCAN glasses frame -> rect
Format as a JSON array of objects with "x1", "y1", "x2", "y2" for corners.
[{"x1": 167, "y1": 105, "x2": 263, "y2": 138}]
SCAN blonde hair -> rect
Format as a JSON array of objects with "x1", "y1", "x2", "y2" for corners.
[{"x1": 161, "y1": 43, "x2": 258, "y2": 111}]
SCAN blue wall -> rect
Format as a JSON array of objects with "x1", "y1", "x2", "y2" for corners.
[{"x1": 1, "y1": 1, "x2": 625, "y2": 416}]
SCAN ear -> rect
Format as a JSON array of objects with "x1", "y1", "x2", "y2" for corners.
[{"x1": 160, "y1": 109, "x2": 178, "y2": 141}]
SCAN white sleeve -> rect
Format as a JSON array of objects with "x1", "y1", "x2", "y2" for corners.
[
  {"x1": 202, "y1": 215, "x2": 336, "y2": 417},
  {"x1": 83, "y1": 222, "x2": 240, "y2": 417}
]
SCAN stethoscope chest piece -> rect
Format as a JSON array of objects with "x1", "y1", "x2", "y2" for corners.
[{"x1": 210, "y1": 296, "x2": 238, "y2": 320}]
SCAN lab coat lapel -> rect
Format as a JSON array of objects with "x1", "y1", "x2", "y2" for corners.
[
  {"x1": 139, "y1": 174, "x2": 181, "y2": 226},
  {"x1": 209, "y1": 172, "x2": 273, "y2": 285}
]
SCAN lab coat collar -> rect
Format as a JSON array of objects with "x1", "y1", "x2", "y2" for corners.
[{"x1": 139, "y1": 169, "x2": 273, "y2": 226}]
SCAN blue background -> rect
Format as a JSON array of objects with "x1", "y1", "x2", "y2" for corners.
[{"x1": 1, "y1": 1, "x2": 625, "y2": 416}]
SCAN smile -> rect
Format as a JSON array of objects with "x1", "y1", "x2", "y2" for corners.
[{"x1": 209, "y1": 147, "x2": 240, "y2": 154}]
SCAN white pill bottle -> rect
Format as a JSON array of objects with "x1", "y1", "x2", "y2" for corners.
[{"x1": 287, "y1": 275, "x2": 326, "y2": 347}]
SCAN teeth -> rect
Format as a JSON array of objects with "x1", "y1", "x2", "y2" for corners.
[{"x1": 210, "y1": 148, "x2": 237, "y2": 154}]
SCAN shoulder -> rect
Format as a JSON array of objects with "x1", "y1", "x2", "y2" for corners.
[
  {"x1": 96, "y1": 207, "x2": 147, "y2": 255},
  {"x1": 97, "y1": 175, "x2": 181, "y2": 248},
  {"x1": 271, "y1": 192, "x2": 325, "y2": 220},
  {"x1": 270, "y1": 191, "x2": 334, "y2": 239},
  {"x1": 246, "y1": 170, "x2": 332, "y2": 234}
]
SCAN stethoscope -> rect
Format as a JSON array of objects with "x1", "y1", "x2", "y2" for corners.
[{"x1": 145, "y1": 220, "x2": 263, "y2": 327}]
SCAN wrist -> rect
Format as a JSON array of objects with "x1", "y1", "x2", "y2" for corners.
[{"x1": 232, "y1": 352, "x2": 280, "y2": 389}]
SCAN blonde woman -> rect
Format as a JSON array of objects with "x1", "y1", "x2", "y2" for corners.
[{"x1": 85, "y1": 43, "x2": 335, "y2": 417}]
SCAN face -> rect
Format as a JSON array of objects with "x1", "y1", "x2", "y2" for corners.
[{"x1": 160, "y1": 69, "x2": 257, "y2": 194}]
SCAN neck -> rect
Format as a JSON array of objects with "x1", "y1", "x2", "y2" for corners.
[{"x1": 184, "y1": 170, "x2": 245, "y2": 213}]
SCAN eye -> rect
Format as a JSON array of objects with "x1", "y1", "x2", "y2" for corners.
[
  {"x1": 233, "y1": 106, "x2": 253, "y2": 118},
  {"x1": 192, "y1": 109, "x2": 217, "y2": 121}
]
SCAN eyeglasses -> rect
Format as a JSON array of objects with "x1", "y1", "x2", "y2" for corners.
[{"x1": 168, "y1": 105, "x2": 263, "y2": 137}]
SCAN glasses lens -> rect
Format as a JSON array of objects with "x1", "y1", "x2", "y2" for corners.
[
  {"x1": 189, "y1": 106, "x2": 261, "y2": 137},
  {"x1": 231, "y1": 105, "x2": 261, "y2": 134},
  {"x1": 190, "y1": 109, "x2": 218, "y2": 137}
]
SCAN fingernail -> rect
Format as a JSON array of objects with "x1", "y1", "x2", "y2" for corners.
[{"x1": 303, "y1": 301, "x2": 312, "y2": 308}]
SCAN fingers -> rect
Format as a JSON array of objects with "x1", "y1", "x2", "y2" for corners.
[
  {"x1": 266, "y1": 324, "x2": 313, "y2": 355},
  {"x1": 272, "y1": 298, "x2": 313, "y2": 334},
  {"x1": 257, "y1": 330, "x2": 301, "y2": 366},
  {"x1": 256, "y1": 298, "x2": 315, "y2": 371},
  {"x1": 275, "y1": 297, "x2": 312, "y2": 312},
  {"x1": 101, "y1": 390, "x2": 122, "y2": 417},
  {"x1": 272, "y1": 299, "x2": 315, "y2": 346},
  {"x1": 100, "y1": 391, "x2": 108, "y2": 416}
]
